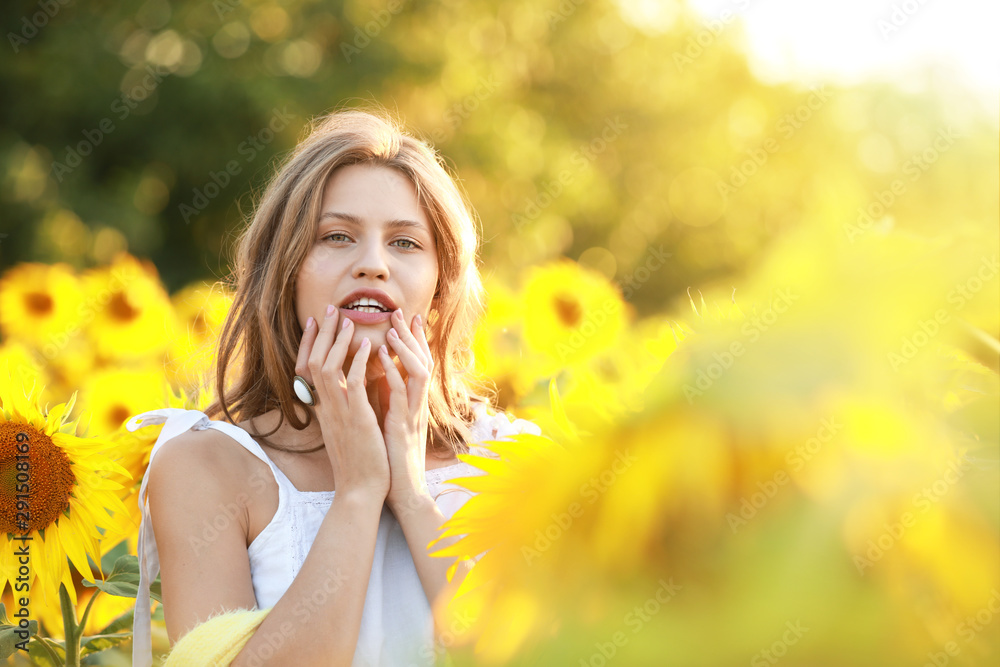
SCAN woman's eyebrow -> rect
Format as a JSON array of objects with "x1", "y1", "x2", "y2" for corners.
[{"x1": 319, "y1": 211, "x2": 427, "y2": 232}]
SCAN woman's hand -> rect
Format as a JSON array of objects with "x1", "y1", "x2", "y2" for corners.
[
  {"x1": 295, "y1": 305, "x2": 391, "y2": 501},
  {"x1": 377, "y1": 308, "x2": 434, "y2": 514}
]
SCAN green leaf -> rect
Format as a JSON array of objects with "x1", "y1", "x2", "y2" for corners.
[
  {"x1": 81, "y1": 554, "x2": 162, "y2": 602},
  {"x1": 97, "y1": 607, "x2": 135, "y2": 636},
  {"x1": 0, "y1": 602, "x2": 42, "y2": 660},
  {"x1": 27, "y1": 637, "x2": 66, "y2": 666},
  {"x1": 80, "y1": 631, "x2": 132, "y2": 657},
  {"x1": 99, "y1": 539, "x2": 131, "y2": 574}
]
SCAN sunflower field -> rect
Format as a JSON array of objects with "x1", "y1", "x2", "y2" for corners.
[{"x1": 1, "y1": 0, "x2": 998, "y2": 665}]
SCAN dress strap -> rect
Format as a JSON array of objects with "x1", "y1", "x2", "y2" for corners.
[
  {"x1": 201, "y1": 420, "x2": 298, "y2": 492},
  {"x1": 468, "y1": 401, "x2": 542, "y2": 443},
  {"x1": 124, "y1": 408, "x2": 210, "y2": 667}
]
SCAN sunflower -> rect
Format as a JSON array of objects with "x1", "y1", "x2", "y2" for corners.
[
  {"x1": 166, "y1": 281, "x2": 232, "y2": 390},
  {"x1": 544, "y1": 316, "x2": 684, "y2": 432},
  {"x1": 80, "y1": 252, "x2": 177, "y2": 362},
  {"x1": 0, "y1": 261, "x2": 84, "y2": 347},
  {"x1": 429, "y1": 430, "x2": 578, "y2": 663},
  {"x1": 98, "y1": 375, "x2": 216, "y2": 554},
  {"x1": 77, "y1": 366, "x2": 171, "y2": 439},
  {"x1": 0, "y1": 359, "x2": 134, "y2": 612},
  {"x1": 521, "y1": 260, "x2": 627, "y2": 374},
  {"x1": 472, "y1": 277, "x2": 546, "y2": 407},
  {"x1": 0, "y1": 339, "x2": 55, "y2": 408},
  {"x1": 40, "y1": 333, "x2": 98, "y2": 406},
  {"x1": 428, "y1": 387, "x2": 639, "y2": 662}
]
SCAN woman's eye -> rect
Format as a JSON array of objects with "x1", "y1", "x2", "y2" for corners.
[
  {"x1": 391, "y1": 238, "x2": 419, "y2": 250},
  {"x1": 323, "y1": 233, "x2": 351, "y2": 243}
]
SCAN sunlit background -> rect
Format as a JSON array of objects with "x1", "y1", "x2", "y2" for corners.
[
  {"x1": 0, "y1": 0, "x2": 997, "y2": 665},
  {"x1": 683, "y1": 0, "x2": 998, "y2": 113}
]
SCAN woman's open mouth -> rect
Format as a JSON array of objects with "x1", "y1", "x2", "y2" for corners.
[{"x1": 340, "y1": 296, "x2": 394, "y2": 325}]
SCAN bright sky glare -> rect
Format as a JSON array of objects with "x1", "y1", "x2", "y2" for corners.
[{"x1": 621, "y1": 0, "x2": 999, "y2": 117}]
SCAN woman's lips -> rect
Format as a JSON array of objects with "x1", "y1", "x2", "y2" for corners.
[{"x1": 341, "y1": 308, "x2": 392, "y2": 326}]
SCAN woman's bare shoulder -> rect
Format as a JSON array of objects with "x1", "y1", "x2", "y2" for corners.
[
  {"x1": 144, "y1": 428, "x2": 260, "y2": 645},
  {"x1": 146, "y1": 427, "x2": 259, "y2": 507}
]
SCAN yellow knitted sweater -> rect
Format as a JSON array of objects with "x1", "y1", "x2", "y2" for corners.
[{"x1": 163, "y1": 607, "x2": 271, "y2": 666}]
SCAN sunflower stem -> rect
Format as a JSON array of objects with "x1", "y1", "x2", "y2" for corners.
[
  {"x1": 58, "y1": 583, "x2": 81, "y2": 667},
  {"x1": 31, "y1": 634, "x2": 64, "y2": 665},
  {"x1": 79, "y1": 631, "x2": 133, "y2": 641},
  {"x1": 75, "y1": 588, "x2": 99, "y2": 644}
]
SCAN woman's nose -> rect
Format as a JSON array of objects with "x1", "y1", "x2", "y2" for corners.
[{"x1": 351, "y1": 241, "x2": 389, "y2": 279}]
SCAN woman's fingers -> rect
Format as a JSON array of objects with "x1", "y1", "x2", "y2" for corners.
[
  {"x1": 307, "y1": 305, "x2": 340, "y2": 389},
  {"x1": 387, "y1": 326, "x2": 429, "y2": 382},
  {"x1": 325, "y1": 315, "x2": 355, "y2": 389},
  {"x1": 378, "y1": 344, "x2": 409, "y2": 414},
  {"x1": 412, "y1": 313, "x2": 433, "y2": 374},
  {"x1": 294, "y1": 316, "x2": 319, "y2": 383},
  {"x1": 390, "y1": 309, "x2": 431, "y2": 368},
  {"x1": 386, "y1": 327, "x2": 426, "y2": 376},
  {"x1": 386, "y1": 337, "x2": 429, "y2": 417},
  {"x1": 345, "y1": 336, "x2": 372, "y2": 409}
]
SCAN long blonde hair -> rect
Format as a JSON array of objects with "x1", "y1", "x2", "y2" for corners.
[{"x1": 205, "y1": 105, "x2": 493, "y2": 456}]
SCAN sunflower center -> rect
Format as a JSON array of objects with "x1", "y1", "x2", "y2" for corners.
[
  {"x1": 24, "y1": 292, "x2": 54, "y2": 316},
  {"x1": 109, "y1": 404, "x2": 132, "y2": 428},
  {"x1": 553, "y1": 293, "x2": 583, "y2": 328},
  {"x1": 109, "y1": 291, "x2": 140, "y2": 323},
  {"x1": 0, "y1": 422, "x2": 76, "y2": 535}
]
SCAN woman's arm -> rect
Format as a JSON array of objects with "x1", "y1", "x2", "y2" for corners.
[
  {"x1": 235, "y1": 308, "x2": 393, "y2": 665},
  {"x1": 392, "y1": 492, "x2": 474, "y2": 616},
  {"x1": 149, "y1": 430, "x2": 384, "y2": 667},
  {"x1": 231, "y1": 489, "x2": 384, "y2": 667},
  {"x1": 376, "y1": 310, "x2": 476, "y2": 617}
]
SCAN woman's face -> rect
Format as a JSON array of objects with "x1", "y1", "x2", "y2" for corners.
[{"x1": 295, "y1": 163, "x2": 439, "y2": 372}]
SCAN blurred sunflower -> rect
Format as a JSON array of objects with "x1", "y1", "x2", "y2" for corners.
[
  {"x1": 472, "y1": 277, "x2": 544, "y2": 408},
  {"x1": 166, "y1": 281, "x2": 233, "y2": 390},
  {"x1": 42, "y1": 333, "x2": 98, "y2": 406},
  {"x1": 0, "y1": 339, "x2": 53, "y2": 407},
  {"x1": 0, "y1": 360, "x2": 134, "y2": 611},
  {"x1": 552, "y1": 317, "x2": 683, "y2": 430},
  {"x1": 430, "y1": 429, "x2": 580, "y2": 663},
  {"x1": 81, "y1": 252, "x2": 177, "y2": 361},
  {"x1": 521, "y1": 261, "x2": 627, "y2": 374},
  {"x1": 77, "y1": 366, "x2": 170, "y2": 438},
  {"x1": 99, "y1": 376, "x2": 216, "y2": 553},
  {"x1": 0, "y1": 261, "x2": 84, "y2": 346}
]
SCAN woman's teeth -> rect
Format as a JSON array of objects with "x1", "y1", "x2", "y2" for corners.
[{"x1": 343, "y1": 296, "x2": 389, "y2": 312}]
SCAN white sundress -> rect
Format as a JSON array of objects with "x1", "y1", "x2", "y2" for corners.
[{"x1": 125, "y1": 404, "x2": 540, "y2": 667}]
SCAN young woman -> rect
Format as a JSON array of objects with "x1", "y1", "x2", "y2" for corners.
[{"x1": 126, "y1": 108, "x2": 540, "y2": 666}]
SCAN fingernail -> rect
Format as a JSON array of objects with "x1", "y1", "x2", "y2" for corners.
[
  {"x1": 388, "y1": 328, "x2": 397, "y2": 339},
  {"x1": 342, "y1": 318, "x2": 351, "y2": 329},
  {"x1": 380, "y1": 344, "x2": 388, "y2": 355},
  {"x1": 326, "y1": 304, "x2": 336, "y2": 318},
  {"x1": 415, "y1": 314, "x2": 422, "y2": 327},
  {"x1": 395, "y1": 308, "x2": 403, "y2": 319},
  {"x1": 306, "y1": 316, "x2": 314, "y2": 329},
  {"x1": 361, "y1": 337, "x2": 370, "y2": 347}
]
